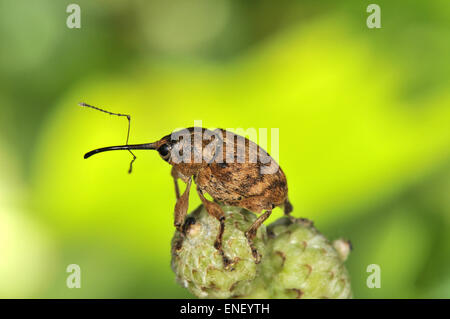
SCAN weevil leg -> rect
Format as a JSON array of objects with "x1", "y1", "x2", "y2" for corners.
[
  {"x1": 245, "y1": 210, "x2": 272, "y2": 263},
  {"x1": 245, "y1": 210, "x2": 272, "y2": 240},
  {"x1": 283, "y1": 198, "x2": 296, "y2": 222},
  {"x1": 174, "y1": 177, "x2": 192, "y2": 232},
  {"x1": 171, "y1": 167, "x2": 181, "y2": 200},
  {"x1": 196, "y1": 187, "x2": 231, "y2": 267},
  {"x1": 284, "y1": 197, "x2": 293, "y2": 214}
]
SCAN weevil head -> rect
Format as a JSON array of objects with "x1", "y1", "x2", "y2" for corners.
[
  {"x1": 156, "y1": 127, "x2": 215, "y2": 175},
  {"x1": 155, "y1": 131, "x2": 202, "y2": 176}
]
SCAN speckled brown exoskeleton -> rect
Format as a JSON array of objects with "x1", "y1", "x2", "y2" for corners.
[{"x1": 81, "y1": 103, "x2": 293, "y2": 264}]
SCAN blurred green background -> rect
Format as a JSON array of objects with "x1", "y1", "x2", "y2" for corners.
[{"x1": 0, "y1": 0, "x2": 449, "y2": 298}]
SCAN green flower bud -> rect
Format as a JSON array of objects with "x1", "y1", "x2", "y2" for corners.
[
  {"x1": 261, "y1": 217, "x2": 353, "y2": 299},
  {"x1": 171, "y1": 205, "x2": 267, "y2": 299}
]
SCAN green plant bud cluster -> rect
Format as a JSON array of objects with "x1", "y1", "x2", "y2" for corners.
[{"x1": 171, "y1": 205, "x2": 352, "y2": 299}]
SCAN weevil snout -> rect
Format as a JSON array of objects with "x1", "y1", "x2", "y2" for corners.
[{"x1": 83, "y1": 142, "x2": 158, "y2": 159}]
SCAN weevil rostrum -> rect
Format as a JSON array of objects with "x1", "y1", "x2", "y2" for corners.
[{"x1": 81, "y1": 103, "x2": 293, "y2": 264}]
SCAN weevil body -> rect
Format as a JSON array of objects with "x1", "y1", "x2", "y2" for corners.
[{"x1": 82, "y1": 105, "x2": 292, "y2": 264}]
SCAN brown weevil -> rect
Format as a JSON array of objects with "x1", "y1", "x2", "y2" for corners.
[{"x1": 81, "y1": 103, "x2": 293, "y2": 264}]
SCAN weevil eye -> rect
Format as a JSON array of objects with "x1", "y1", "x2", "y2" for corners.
[{"x1": 157, "y1": 144, "x2": 171, "y2": 160}]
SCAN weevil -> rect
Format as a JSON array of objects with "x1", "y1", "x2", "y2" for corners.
[{"x1": 81, "y1": 103, "x2": 293, "y2": 264}]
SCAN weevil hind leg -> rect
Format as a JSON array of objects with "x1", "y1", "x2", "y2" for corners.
[
  {"x1": 283, "y1": 197, "x2": 293, "y2": 215},
  {"x1": 283, "y1": 197, "x2": 297, "y2": 223},
  {"x1": 245, "y1": 210, "x2": 272, "y2": 263},
  {"x1": 196, "y1": 187, "x2": 232, "y2": 267},
  {"x1": 173, "y1": 177, "x2": 192, "y2": 232}
]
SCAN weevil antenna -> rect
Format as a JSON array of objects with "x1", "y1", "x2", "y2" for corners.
[{"x1": 79, "y1": 102, "x2": 137, "y2": 173}]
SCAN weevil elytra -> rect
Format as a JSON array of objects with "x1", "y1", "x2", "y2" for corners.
[{"x1": 81, "y1": 103, "x2": 293, "y2": 264}]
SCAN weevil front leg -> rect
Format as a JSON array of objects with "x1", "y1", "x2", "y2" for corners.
[
  {"x1": 171, "y1": 167, "x2": 181, "y2": 200},
  {"x1": 173, "y1": 177, "x2": 192, "y2": 232},
  {"x1": 245, "y1": 210, "x2": 272, "y2": 263},
  {"x1": 196, "y1": 187, "x2": 231, "y2": 266}
]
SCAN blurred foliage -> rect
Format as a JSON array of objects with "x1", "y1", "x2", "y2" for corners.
[{"x1": 0, "y1": 0, "x2": 449, "y2": 298}]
